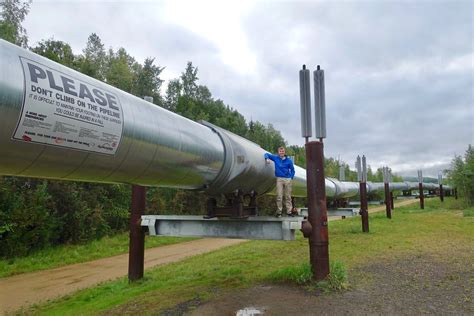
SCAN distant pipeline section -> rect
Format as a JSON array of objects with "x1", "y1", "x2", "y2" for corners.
[{"x1": 0, "y1": 39, "x2": 450, "y2": 202}]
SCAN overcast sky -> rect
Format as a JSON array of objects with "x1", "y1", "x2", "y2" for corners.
[{"x1": 23, "y1": 0, "x2": 473, "y2": 177}]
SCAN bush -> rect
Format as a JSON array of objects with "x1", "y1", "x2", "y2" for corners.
[
  {"x1": 0, "y1": 180, "x2": 58, "y2": 257},
  {"x1": 0, "y1": 178, "x2": 132, "y2": 259}
]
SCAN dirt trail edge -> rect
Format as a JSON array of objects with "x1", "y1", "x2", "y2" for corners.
[
  {"x1": 0, "y1": 238, "x2": 245, "y2": 314},
  {"x1": 0, "y1": 198, "x2": 419, "y2": 313}
]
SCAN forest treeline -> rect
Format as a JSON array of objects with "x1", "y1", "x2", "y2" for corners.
[{"x1": 3, "y1": 1, "x2": 469, "y2": 259}]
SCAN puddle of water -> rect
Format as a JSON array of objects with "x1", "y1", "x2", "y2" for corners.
[{"x1": 236, "y1": 307, "x2": 264, "y2": 316}]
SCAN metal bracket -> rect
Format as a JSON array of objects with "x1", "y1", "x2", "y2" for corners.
[
  {"x1": 205, "y1": 191, "x2": 258, "y2": 219},
  {"x1": 141, "y1": 217, "x2": 157, "y2": 236},
  {"x1": 298, "y1": 207, "x2": 358, "y2": 217}
]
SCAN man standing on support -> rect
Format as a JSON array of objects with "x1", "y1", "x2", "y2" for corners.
[{"x1": 265, "y1": 147, "x2": 296, "y2": 217}]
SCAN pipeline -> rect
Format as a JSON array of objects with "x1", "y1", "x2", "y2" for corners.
[{"x1": 0, "y1": 40, "x2": 450, "y2": 200}]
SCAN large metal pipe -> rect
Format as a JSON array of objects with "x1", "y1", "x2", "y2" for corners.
[
  {"x1": 0, "y1": 40, "x2": 451, "y2": 200},
  {"x1": 0, "y1": 39, "x2": 225, "y2": 189}
]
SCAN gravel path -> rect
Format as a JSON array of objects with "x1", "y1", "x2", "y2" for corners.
[{"x1": 0, "y1": 238, "x2": 245, "y2": 314}]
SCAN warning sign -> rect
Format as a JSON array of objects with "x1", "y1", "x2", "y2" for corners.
[{"x1": 12, "y1": 57, "x2": 124, "y2": 155}]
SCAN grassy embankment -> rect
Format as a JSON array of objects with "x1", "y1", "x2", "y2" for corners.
[
  {"x1": 0, "y1": 234, "x2": 196, "y2": 278},
  {"x1": 27, "y1": 197, "x2": 473, "y2": 315}
]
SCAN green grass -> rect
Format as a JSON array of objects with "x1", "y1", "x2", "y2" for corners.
[
  {"x1": 269, "y1": 262, "x2": 313, "y2": 285},
  {"x1": 0, "y1": 233, "x2": 196, "y2": 278},
  {"x1": 269, "y1": 261, "x2": 348, "y2": 292},
  {"x1": 463, "y1": 209, "x2": 474, "y2": 217},
  {"x1": 27, "y1": 197, "x2": 474, "y2": 315}
]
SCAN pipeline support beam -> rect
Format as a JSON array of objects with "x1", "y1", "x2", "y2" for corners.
[{"x1": 141, "y1": 215, "x2": 302, "y2": 241}]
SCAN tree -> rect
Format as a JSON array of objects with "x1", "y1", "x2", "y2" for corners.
[
  {"x1": 286, "y1": 145, "x2": 306, "y2": 167},
  {"x1": 0, "y1": 0, "x2": 31, "y2": 47},
  {"x1": 132, "y1": 57, "x2": 164, "y2": 103},
  {"x1": 181, "y1": 61, "x2": 199, "y2": 98},
  {"x1": 448, "y1": 144, "x2": 474, "y2": 204},
  {"x1": 78, "y1": 33, "x2": 106, "y2": 80},
  {"x1": 196, "y1": 85, "x2": 212, "y2": 104},
  {"x1": 324, "y1": 157, "x2": 340, "y2": 178},
  {"x1": 32, "y1": 39, "x2": 76, "y2": 68},
  {"x1": 0, "y1": 179, "x2": 59, "y2": 257},
  {"x1": 374, "y1": 167, "x2": 384, "y2": 182},
  {"x1": 367, "y1": 166, "x2": 374, "y2": 181},
  {"x1": 264, "y1": 124, "x2": 285, "y2": 151},
  {"x1": 105, "y1": 47, "x2": 138, "y2": 93},
  {"x1": 164, "y1": 78, "x2": 182, "y2": 111}
]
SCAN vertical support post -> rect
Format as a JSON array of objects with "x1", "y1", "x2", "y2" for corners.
[
  {"x1": 291, "y1": 196, "x2": 297, "y2": 214},
  {"x1": 232, "y1": 190, "x2": 244, "y2": 218},
  {"x1": 454, "y1": 188, "x2": 458, "y2": 199},
  {"x1": 360, "y1": 182, "x2": 369, "y2": 232},
  {"x1": 383, "y1": 167, "x2": 392, "y2": 219},
  {"x1": 384, "y1": 183, "x2": 392, "y2": 218},
  {"x1": 438, "y1": 172, "x2": 444, "y2": 202},
  {"x1": 205, "y1": 198, "x2": 217, "y2": 218},
  {"x1": 306, "y1": 141, "x2": 330, "y2": 281},
  {"x1": 357, "y1": 155, "x2": 369, "y2": 232},
  {"x1": 250, "y1": 192, "x2": 258, "y2": 209},
  {"x1": 128, "y1": 185, "x2": 146, "y2": 282},
  {"x1": 419, "y1": 183, "x2": 425, "y2": 209},
  {"x1": 418, "y1": 170, "x2": 424, "y2": 209}
]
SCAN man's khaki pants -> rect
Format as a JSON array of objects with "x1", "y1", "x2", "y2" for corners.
[{"x1": 276, "y1": 177, "x2": 292, "y2": 214}]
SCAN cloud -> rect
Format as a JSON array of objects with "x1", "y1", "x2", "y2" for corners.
[{"x1": 22, "y1": 0, "x2": 473, "y2": 178}]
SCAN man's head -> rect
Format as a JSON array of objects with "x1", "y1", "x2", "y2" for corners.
[{"x1": 278, "y1": 147, "x2": 286, "y2": 158}]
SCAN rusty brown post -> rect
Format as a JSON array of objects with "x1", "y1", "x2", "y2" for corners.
[
  {"x1": 356, "y1": 155, "x2": 369, "y2": 232},
  {"x1": 128, "y1": 185, "x2": 146, "y2": 282},
  {"x1": 418, "y1": 170, "x2": 424, "y2": 209},
  {"x1": 384, "y1": 183, "x2": 392, "y2": 219},
  {"x1": 419, "y1": 183, "x2": 425, "y2": 209},
  {"x1": 454, "y1": 188, "x2": 458, "y2": 199},
  {"x1": 360, "y1": 182, "x2": 369, "y2": 232},
  {"x1": 383, "y1": 167, "x2": 392, "y2": 219},
  {"x1": 438, "y1": 173, "x2": 444, "y2": 202},
  {"x1": 306, "y1": 141, "x2": 330, "y2": 281}
]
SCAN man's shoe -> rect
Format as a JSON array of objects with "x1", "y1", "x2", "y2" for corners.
[
  {"x1": 286, "y1": 212, "x2": 294, "y2": 217},
  {"x1": 275, "y1": 213, "x2": 282, "y2": 218}
]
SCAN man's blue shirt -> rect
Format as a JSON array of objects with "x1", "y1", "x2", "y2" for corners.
[{"x1": 264, "y1": 153, "x2": 295, "y2": 179}]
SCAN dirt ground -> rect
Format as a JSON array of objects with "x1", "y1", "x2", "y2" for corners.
[
  {"x1": 173, "y1": 251, "x2": 474, "y2": 315},
  {"x1": 0, "y1": 238, "x2": 245, "y2": 314},
  {"x1": 159, "y1": 199, "x2": 474, "y2": 316}
]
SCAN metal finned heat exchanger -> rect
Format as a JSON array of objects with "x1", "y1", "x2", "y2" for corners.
[{"x1": 0, "y1": 39, "x2": 447, "y2": 200}]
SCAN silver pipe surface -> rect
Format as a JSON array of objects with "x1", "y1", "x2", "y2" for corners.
[{"x1": 0, "y1": 39, "x2": 224, "y2": 188}]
